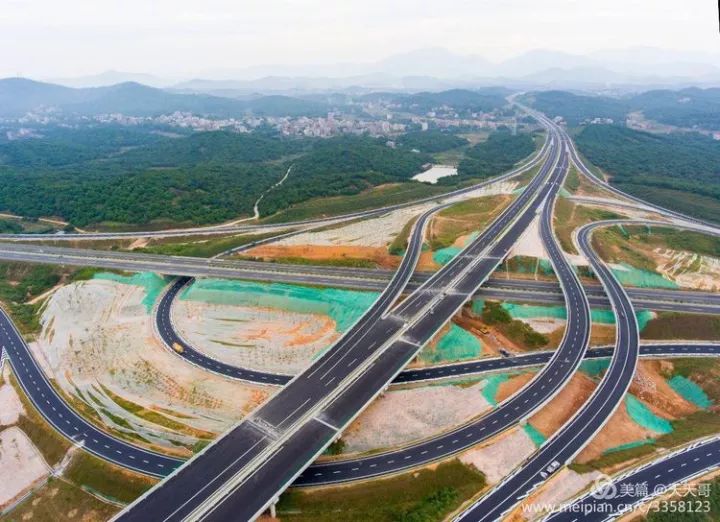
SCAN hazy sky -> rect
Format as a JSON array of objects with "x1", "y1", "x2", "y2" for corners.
[{"x1": 2, "y1": 0, "x2": 719, "y2": 78}]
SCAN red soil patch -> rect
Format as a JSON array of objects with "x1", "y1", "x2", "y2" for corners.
[
  {"x1": 630, "y1": 360, "x2": 697, "y2": 419},
  {"x1": 496, "y1": 373, "x2": 535, "y2": 403},
  {"x1": 241, "y1": 244, "x2": 401, "y2": 269},
  {"x1": 529, "y1": 373, "x2": 597, "y2": 439}
]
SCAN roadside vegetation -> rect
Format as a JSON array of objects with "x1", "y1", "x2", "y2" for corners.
[
  {"x1": 553, "y1": 199, "x2": 624, "y2": 255},
  {"x1": 262, "y1": 182, "x2": 447, "y2": 224},
  {"x1": 572, "y1": 357, "x2": 720, "y2": 475},
  {"x1": 642, "y1": 313, "x2": 720, "y2": 342},
  {"x1": 64, "y1": 452, "x2": 157, "y2": 504},
  {"x1": 135, "y1": 231, "x2": 285, "y2": 258},
  {"x1": 576, "y1": 125, "x2": 720, "y2": 223},
  {"x1": 428, "y1": 195, "x2": 513, "y2": 250},
  {"x1": 388, "y1": 216, "x2": 418, "y2": 256},
  {"x1": 8, "y1": 372, "x2": 73, "y2": 466},
  {"x1": 0, "y1": 262, "x2": 88, "y2": 334},
  {"x1": 454, "y1": 131, "x2": 535, "y2": 184},
  {"x1": 591, "y1": 225, "x2": 720, "y2": 285},
  {"x1": 479, "y1": 301, "x2": 548, "y2": 350},
  {"x1": 276, "y1": 460, "x2": 486, "y2": 522},
  {"x1": 0, "y1": 477, "x2": 120, "y2": 522}
]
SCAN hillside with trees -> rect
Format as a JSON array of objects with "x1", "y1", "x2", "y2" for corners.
[
  {"x1": 260, "y1": 136, "x2": 432, "y2": 215},
  {"x1": 454, "y1": 131, "x2": 535, "y2": 183},
  {"x1": 576, "y1": 125, "x2": 720, "y2": 222},
  {"x1": 523, "y1": 88, "x2": 720, "y2": 130},
  {"x1": 0, "y1": 129, "x2": 436, "y2": 228}
]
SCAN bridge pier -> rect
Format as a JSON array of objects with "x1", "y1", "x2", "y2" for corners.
[{"x1": 269, "y1": 496, "x2": 279, "y2": 518}]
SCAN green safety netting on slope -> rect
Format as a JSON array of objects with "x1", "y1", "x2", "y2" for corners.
[
  {"x1": 481, "y1": 373, "x2": 509, "y2": 406},
  {"x1": 420, "y1": 323, "x2": 483, "y2": 364},
  {"x1": 471, "y1": 300, "x2": 654, "y2": 331},
  {"x1": 523, "y1": 423, "x2": 547, "y2": 447},
  {"x1": 625, "y1": 394, "x2": 673, "y2": 435},
  {"x1": 603, "y1": 438, "x2": 655, "y2": 455},
  {"x1": 668, "y1": 375, "x2": 712, "y2": 409},
  {"x1": 431, "y1": 231, "x2": 480, "y2": 266},
  {"x1": 180, "y1": 279, "x2": 379, "y2": 333},
  {"x1": 93, "y1": 272, "x2": 169, "y2": 313},
  {"x1": 579, "y1": 359, "x2": 611, "y2": 377},
  {"x1": 610, "y1": 262, "x2": 678, "y2": 289}
]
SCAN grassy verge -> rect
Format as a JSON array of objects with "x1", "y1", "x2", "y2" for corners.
[
  {"x1": 569, "y1": 444, "x2": 657, "y2": 474},
  {"x1": 0, "y1": 477, "x2": 119, "y2": 522},
  {"x1": 262, "y1": 182, "x2": 448, "y2": 224},
  {"x1": 641, "y1": 313, "x2": 720, "y2": 342},
  {"x1": 553, "y1": 199, "x2": 624, "y2": 255},
  {"x1": 136, "y1": 231, "x2": 284, "y2": 258},
  {"x1": 666, "y1": 358, "x2": 720, "y2": 402},
  {"x1": 276, "y1": 460, "x2": 486, "y2": 522},
  {"x1": 8, "y1": 372, "x2": 72, "y2": 467},
  {"x1": 388, "y1": 216, "x2": 418, "y2": 256},
  {"x1": 97, "y1": 384, "x2": 215, "y2": 440},
  {"x1": 572, "y1": 411, "x2": 720, "y2": 474},
  {"x1": 428, "y1": 195, "x2": 512, "y2": 250},
  {"x1": 64, "y1": 452, "x2": 157, "y2": 505}
]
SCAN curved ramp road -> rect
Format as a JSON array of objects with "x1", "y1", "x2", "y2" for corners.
[
  {"x1": 114, "y1": 126, "x2": 561, "y2": 521},
  {"x1": 0, "y1": 307, "x2": 183, "y2": 477},
  {"x1": 396, "y1": 342, "x2": 720, "y2": 384},
  {"x1": 546, "y1": 437, "x2": 720, "y2": 521},
  {"x1": 455, "y1": 219, "x2": 641, "y2": 522},
  {"x1": 294, "y1": 142, "x2": 594, "y2": 487},
  {"x1": 2, "y1": 295, "x2": 718, "y2": 482}
]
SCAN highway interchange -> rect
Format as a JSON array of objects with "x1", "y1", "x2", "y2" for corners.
[
  {"x1": 0, "y1": 107, "x2": 718, "y2": 521},
  {"x1": 115, "y1": 113, "x2": 565, "y2": 520}
]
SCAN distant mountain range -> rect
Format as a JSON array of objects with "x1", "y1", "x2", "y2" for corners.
[
  {"x1": 0, "y1": 78, "x2": 513, "y2": 119},
  {"x1": 45, "y1": 47, "x2": 720, "y2": 94},
  {"x1": 0, "y1": 78, "x2": 329, "y2": 118}
]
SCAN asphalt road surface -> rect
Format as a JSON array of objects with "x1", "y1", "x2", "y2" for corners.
[
  {"x1": 0, "y1": 307, "x2": 183, "y2": 477},
  {"x1": 154, "y1": 271, "x2": 720, "y2": 386},
  {"x1": 292, "y1": 139, "x2": 591, "y2": 489},
  {"x1": 115, "y1": 124, "x2": 562, "y2": 521},
  {"x1": 455, "y1": 219, "x2": 641, "y2": 522},
  {"x1": 545, "y1": 437, "x2": 720, "y2": 521},
  {"x1": 2, "y1": 287, "x2": 716, "y2": 483}
]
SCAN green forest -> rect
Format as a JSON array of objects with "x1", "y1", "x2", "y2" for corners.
[
  {"x1": 576, "y1": 125, "x2": 720, "y2": 222},
  {"x1": 0, "y1": 120, "x2": 540, "y2": 229},
  {"x1": 524, "y1": 88, "x2": 720, "y2": 129},
  {"x1": 259, "y1": 136, "x2": 431, "y2": 216},
  {"x1": 0, "y1": 128, "x2": 435, "y2": 228},
  {"x1": 454, "y1": 131, "x2": 535, "y2": 183}
]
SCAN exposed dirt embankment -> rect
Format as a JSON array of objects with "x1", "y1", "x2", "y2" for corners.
[
  {"x1": 32, "y1": 279, "x2": 269, "y2": 454},
  {"x1": 336, "y1": 381, "x2": 492, "y2": 455},
  {"x1": 241, "y1": 244, "x2": 401, "y2": 269}
]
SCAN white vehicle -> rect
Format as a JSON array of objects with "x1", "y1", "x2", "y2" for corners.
[{"x1": 546, "y1": 460, "x2": 561, "y2": 474}]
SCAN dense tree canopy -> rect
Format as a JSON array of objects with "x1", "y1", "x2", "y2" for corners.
[
  {"x1": 576, "y1": 125, "x2": 720, "y2": 222},
  {"x1": 454, "y1": 131, "x2": 535, "y2": 183}
]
